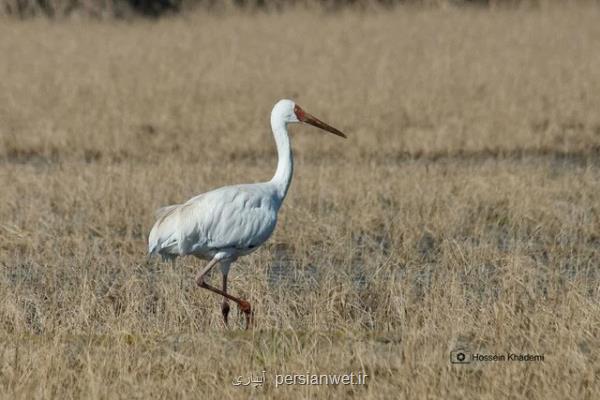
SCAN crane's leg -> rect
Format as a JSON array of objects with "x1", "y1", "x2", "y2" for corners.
[
  {"x1": 195, "y1": 258, "x2": 253, "y2": 330},
  {"x1": 221, "y1": 272, "x2": 230, "y2": 326},
  {"x1": 220, "y1": 261, "x2": 231, "y2": 327}
]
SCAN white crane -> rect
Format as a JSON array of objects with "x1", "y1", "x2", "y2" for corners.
[{"x1": 148, "y1": 99, "x2": 346, "y2": 329}]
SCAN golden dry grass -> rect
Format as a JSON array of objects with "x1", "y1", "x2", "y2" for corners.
[{"x1": 1, "y1": 6, "x2": 600, "y2": 399}]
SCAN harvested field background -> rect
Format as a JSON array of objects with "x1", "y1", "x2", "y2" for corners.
[{"x1": 1, "y1": 5, "x2": 600, "y2": 399}]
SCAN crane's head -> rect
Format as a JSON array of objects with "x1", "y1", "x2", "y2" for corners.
[{"x1": 273, "y1": 99, "x2": 346, "y2": 138}]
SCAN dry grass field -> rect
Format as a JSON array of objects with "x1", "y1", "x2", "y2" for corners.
[{"x1": 1, "y1": 5, "x2": 600, "y2": 399}]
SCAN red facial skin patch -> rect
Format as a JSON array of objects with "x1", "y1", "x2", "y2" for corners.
[{"x1": 294, "y1": 105, "x2": 306, "y2": 122}]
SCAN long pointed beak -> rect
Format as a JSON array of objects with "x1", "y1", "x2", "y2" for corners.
[{"x1": 302, "y1": 111, "x2": 347, "y2": 138}]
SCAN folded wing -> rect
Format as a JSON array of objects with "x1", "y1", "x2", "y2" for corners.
[{"x1": 148, "y1": 184, "x2": 278, "y2": 260}]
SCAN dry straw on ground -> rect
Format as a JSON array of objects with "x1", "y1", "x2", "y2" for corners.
[{"x1": 1, "y1": 5, "x2": 599, "y2": 399}]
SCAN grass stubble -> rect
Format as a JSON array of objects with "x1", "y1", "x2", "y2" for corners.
[{"x1": 0, "y1": 5, "x2": 600, "y2": 399}]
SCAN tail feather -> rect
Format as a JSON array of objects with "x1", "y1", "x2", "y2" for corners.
[{"x1": 148, "y1": 203, "x2": 181, "y2": 261}]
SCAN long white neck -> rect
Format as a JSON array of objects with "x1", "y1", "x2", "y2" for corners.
[{"x1": 269, "y1": 112, "x2": 293, "y2": 202}]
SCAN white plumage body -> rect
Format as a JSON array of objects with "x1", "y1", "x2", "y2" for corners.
[{"x1": 148, "y1": 182, "x2": 280, "y2": 262}]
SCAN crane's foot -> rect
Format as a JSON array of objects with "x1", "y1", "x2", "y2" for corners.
[
  {"x1": 238, "y1": 300, "x2": 253, "y2": 330},
  {"x1": 222, "y1": 301, "x2": 230, "y2": 327}
]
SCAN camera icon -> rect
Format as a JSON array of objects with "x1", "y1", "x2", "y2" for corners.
[{"x1": 450, "y1": 350, "x2": 470, "y2": 364}]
